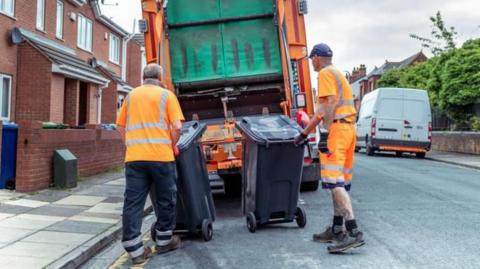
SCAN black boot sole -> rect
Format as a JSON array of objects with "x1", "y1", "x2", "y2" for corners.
[{"x1": 327, "y1": 240, "x2": 365, "y2": 254}]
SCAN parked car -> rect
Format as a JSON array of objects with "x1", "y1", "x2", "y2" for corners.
[{"x1": 356, "y1": 88, "x2": 432, "y2": 158}]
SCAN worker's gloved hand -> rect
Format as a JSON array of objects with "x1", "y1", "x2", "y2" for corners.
[
  {"x1": 173, "y1": 145, "x2": 180, "y2": 157},
  {"x1": 294, "y1": 133, "x2": 308, "y2": 146}
]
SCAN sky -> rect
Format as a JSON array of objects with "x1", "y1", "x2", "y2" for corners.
[{"x1": 100, "y1": 0, "x2": 480, "y2": 75}]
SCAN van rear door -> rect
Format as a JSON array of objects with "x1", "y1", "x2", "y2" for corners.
[
  {"x1": 375, "y1": 91, "x2": 403, "y2": 141},
  {"x1": 402, "y1": 91, "x2": 429, "y2": 142}
]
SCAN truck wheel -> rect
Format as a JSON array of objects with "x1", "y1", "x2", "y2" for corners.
[
  {"x1": 396, "y1": 152, "x2": 403, "y2": 157},
  {"x1": 416, "y1": 152, "x2": 426, "y2": 159},
  {"x1": 246, "y1": 212, "x2": 257, "y2": 233},
  {"x1": 295, "y1": 207, "x2": 307, "y2": 228},
  {"x1": 301, "y1": 181, "x2": 319, "y2": 192},
  {"x1": 201, "y1": 219, "x2": 213, "y2": 241}
]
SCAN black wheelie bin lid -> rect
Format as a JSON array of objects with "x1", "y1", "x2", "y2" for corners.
[
  {"x1": 236, "y1": 115, "x2": 302, "y2": 145},
  {"x1": 176, "y1": 121, "x2": 207, "y2": 153}
]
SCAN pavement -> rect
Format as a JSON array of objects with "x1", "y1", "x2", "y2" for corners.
[
  {"x1": 0, "y1": 150, "x2": 478, "y2": 269},
  {"x1": 427, "y1": 150, "x2": 480, "y2": 169},
  {"x1": 85, "y1": 151, "x2": 480, "y2": 269},
  {"x1": 0, "y1": 170, "x2": 153, "y2": 269}
]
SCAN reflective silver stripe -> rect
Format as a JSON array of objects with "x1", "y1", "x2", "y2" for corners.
[
  {"x1": 126, "y1": 138, "x2": 172, "y2": 146},
  {"x1": 158, "y1": 90, "x2": 169, "y2": 127},
  {"x1": 321, "y1": 164, "x2": 345, "y2": 172},
  {"x1": 129, "y1": 246, "x2": 145, "y2": 258},
  {"x1": 344, "y1": 168, "x2": 353, "y2": 174},
  {"x1": 334, "y1": 113, "x2": 355, "y2": 120},
  {"x1": 125, "y1": 95, "x2": 131, "y2": 127},
  {"x1": 125, "y1": 90, "x2": 170, "y2": 132},
  {"x1": 321, "y1": 176, "x2": 345, "y2": 184},
  {"x1": 326, "y1": 67, "x2": 344, "y2": 99},
  {"x1": 126, "y1": 122, "x2": 168, "y2": 131},
  {"x1": 337, "y1": 99, "x2": 355, "y2": 106},
  {"x1": 122, "y1": 235, "x2": 142, "y2": 248},
  {"x1": 156, "y1": 230, "x2": 173, "y2": 236},
  {"x1": 157, "y1": 239, "x2": 172, "y2": 247}
]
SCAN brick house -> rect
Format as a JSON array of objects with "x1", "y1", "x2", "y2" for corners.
[
  {"x1": 0, "y1": 0, "x2": 144, "y2": 192},
  {"x1": 349, "y1": 51, "x2": 428, "y2": 102}
]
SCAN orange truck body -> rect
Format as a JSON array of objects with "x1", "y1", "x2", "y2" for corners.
[{"x1": 140, "y1": 0, "x2": 319, "y2": 193}]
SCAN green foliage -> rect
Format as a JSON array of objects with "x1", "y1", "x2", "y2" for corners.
[
  {"x1": 410, "y1": 11, "x2": 458, "y2": 56},
  {"x1": 377, "y1": 39, "x2": 480, "y2": 130},
  {"x1": 472, "y1": 116, "x2": 480, "y2": 132}
]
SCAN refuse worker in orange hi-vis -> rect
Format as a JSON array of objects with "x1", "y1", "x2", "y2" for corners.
[
  {"x1": 294, "y1": 43, "x2": 365, "y2": 253},
  {"x1": 116, "y1": 64, "x2": 185, "y2": 264}
]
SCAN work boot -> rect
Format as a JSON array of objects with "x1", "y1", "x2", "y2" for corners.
[
  {"x1": 312, "y1": 226, "x2": 345, "y2": 243},
  {"x1": 156, "y1": 235, "x2": 182, "y2": 254},
  {"x1": 131, "y1": 247, "x2": 153, "y2": 265},
  {"x1": 327, "y1": 231, "x2": 365, "y2": 254}
]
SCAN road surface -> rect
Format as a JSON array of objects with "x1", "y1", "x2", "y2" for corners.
[{"x1": 85, "y1": 153, "x2": 480, "y2": 269}]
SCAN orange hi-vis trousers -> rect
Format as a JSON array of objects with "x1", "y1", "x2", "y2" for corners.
[{"x1": 320, "y1": 122, "x2": 356, "y2": 190}]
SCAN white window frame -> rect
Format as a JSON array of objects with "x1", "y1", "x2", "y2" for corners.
[
  {"x1": 56, "y1": 0, "x2": 64, "y2": 39},
  {"x1": 77, "y1": 14, "x2": 93, "y2": 52},
  {"x1": 0, "y1": 0, "x2": 15, "y2": 17},
  {"x1": 109, "y1": 34, "x2": 120, "y2": 64},
  {"x1": 0, "y1": 74, "x2": 12, "y2": 121},
  {"x1": 36, "y1": 0, "x2": 45, "y2": 31}
]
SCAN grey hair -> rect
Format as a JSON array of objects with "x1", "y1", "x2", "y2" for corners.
[{"x1": 143, "y1": 64, "x2": 163, "y2": 80}]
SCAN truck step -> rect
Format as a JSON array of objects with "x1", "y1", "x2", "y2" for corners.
[{"x1": 209, "y1": 173, "x2": 225, "y2": 195}]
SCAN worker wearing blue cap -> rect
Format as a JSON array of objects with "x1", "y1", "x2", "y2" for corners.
[{"x1": 295, "y1": 43, "x2": 365, "y2": 253}]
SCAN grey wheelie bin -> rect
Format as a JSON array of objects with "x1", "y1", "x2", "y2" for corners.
[
  {"x1": 236, "y1": 115, "x2": 307, "y2": 233},
  {"x1": 150, "y1": 121, "x2": 215, "y2": 241}
]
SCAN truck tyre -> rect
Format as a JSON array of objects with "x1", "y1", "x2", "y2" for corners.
[{"x1": 416, "y1": 152, "x2": 426, "y2": 159}]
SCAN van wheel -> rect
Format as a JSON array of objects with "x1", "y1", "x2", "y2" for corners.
[
  {"x1": 396, "y1": 152, "x2": 403, "y2": 157},
  {"x1": 354, "y1": 147, "x2": 360, "y2": 153},
  {"x1": 366, "y1": 136, "x2": 375, "y2": 156},
  {"x1": 416, "y1": 152, "x2": 426, "y2": 159}
]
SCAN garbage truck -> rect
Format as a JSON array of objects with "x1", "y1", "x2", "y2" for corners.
[{"x1": 139, "y1": 0, "x2": 320, "y2": 194}]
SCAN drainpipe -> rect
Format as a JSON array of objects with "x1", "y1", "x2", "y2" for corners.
[
  {"x1": 121, "y1": 19, "x2": 137, "y2": 82},
  {"x1": 96, "y1": 84, "x2": 107, "y2": 124}
]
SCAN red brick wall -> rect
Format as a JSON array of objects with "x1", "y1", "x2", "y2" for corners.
[
  {"x1": 127, "y1": 41, "x2": 142, "y2": 87},
  {"x1": 15, "y1": 43, "x2": 52, "y2": 122},
  {"x1": 101, "y1": 82, "x2": 118, "y2": 124},
  {"x1": 50, "y1": 75, "x2": 65, "y2": 123},
  {"x1": 64, "y1": 79, "x2": 80, "y2": 126},
  {"x1": 15, "y1": 121, "x2": 125, "y2": 192}
]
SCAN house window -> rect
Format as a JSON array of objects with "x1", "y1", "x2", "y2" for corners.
[
  {"x1": 36, "y1": 0, "x2": 45, "y2": 31},
  {"x1": 77, "y1": 14, "x2": 93, "y2": 52},
  {"x1": 56, "y1": 0, "x2": 64, "y2": 39},
  {"x1": 0, "y1": 0, "x2": 14, "y2": 17},
  {"x1": 109, "y1": 34, "x2": 120, "y2": 64},
  {"x1": 0, "y1": 74, "x2": 12, "y2": 121}
]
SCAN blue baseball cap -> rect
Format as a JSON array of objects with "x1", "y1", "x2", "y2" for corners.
[{"x1": 309, "y1": 43, "x2": 333, "y2": 58}]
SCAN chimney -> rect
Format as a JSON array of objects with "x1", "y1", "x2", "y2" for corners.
[{"x1": 349, "y1": 64, "x2": 367, "y2": 83}]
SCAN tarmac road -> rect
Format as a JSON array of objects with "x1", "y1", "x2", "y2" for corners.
[{"x1": 89, "y1": 152, "x2": 480, "y2": 269}]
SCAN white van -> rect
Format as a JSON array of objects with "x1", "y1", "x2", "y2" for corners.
[{"x1": 356, "y1": 88, "x2": 432, "y2": 158}]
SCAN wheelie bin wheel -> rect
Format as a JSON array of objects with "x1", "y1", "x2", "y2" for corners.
[
  {"x1": 296, "y1": 207, "x2": 307, "y2": 228},
  {"x1": 246, "y1": 212, "x2": 257, "y2": 233},
  {"x1": 150, "y1": 222, "x2": 157, "y2": 242},
  {"x1": 201, "y1": 219, "x2": 213, "y2": 241}
]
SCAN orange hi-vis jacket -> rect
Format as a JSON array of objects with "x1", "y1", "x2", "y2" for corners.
[
  {"x1": 116, "y1": 84, "x2": 184, "y2": 163},
  {"x1": 317, "y1": 65, "x2": 357, "y2": 122},
  {"x1": 317, "y1": 65, "x2": 357, "y2": 188}
]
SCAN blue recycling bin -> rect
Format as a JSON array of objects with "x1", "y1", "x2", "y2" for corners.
[{"x1": 1, "y1": 122, "x2": 18, "y2": 189}]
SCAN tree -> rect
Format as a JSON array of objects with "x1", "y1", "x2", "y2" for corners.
[{"x1": 410, "y1": 11, "x2": 458, "y2": 56}]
